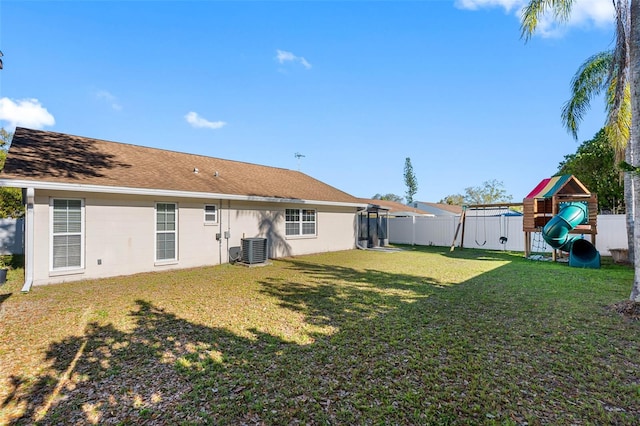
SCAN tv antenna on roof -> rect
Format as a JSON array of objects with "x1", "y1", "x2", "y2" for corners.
[{"x1": 294, "y1": 152, "x2": 305, "y2": 171}]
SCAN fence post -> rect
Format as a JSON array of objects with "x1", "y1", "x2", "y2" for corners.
[{"x1": 411, "y1": 216, "x2": 416, "y2": 246}]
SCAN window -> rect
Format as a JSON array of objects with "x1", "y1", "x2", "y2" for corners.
[
  {"x1": 156, "y1": 203, "x2": 177, "y2": 261},
  {"x1": 285, "y1": 208, "x2": 316, "y2": 236},
  {"x1": 51, "y1": 199, "x2": 84, "y2": 270},
  {"x1": 204, "y1": 204, "x2": 217, "y2": 223}
]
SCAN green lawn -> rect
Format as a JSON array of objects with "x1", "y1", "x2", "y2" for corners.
[{"x1": 0, "y1": 247, "x2": 638, "y2": 425}]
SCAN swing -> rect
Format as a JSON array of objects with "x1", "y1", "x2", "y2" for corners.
[
  {"x1": 474, "y1": 207, "x2": 487, "y2": 246},
  {"x1": 499, "y1": 213, "x2": 509, "y2": 246}
]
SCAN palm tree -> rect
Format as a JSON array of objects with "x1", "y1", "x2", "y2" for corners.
[
  {"x1": 561, "y1": 50, "x2": 635, "y2": 264},
  {"x1": 562, "y1": 51, "x2": 629, "y2": 155},
  {"x1": 521, "y1": 0, "x2": 640, "y2": 301},
  {"x1": 629, "y1": 1, "x2": 640, "y2": 301}
]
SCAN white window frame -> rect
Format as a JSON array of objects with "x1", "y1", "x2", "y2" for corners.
[
  {"x1": 285, "y1": 208, "x2": 317, "y2": 237},
  {"x1": 204, "y1": 204, "x2": 218, "y2": 225},
  {"x1": 155, "y1": 202, "x2": 178, "y2": 263},
  {"x1": 50, "y1": 198, "x2": 85, "y2": 272}
]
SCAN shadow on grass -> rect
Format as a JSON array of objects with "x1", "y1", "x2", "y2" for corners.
[
  {"x1": 0, "y1": 293, "x2": 11, "y2": 307},
  {"x1": 1, "y1": 258, "x2": 450, "y2": 425},
  {"x1": 3, "y1": 300, "x2": 269, "y2": 424},
  {"x1": 257, "y1": 258, "x2": 444, "y2": 333},
  {"x1": 2, "y1": 253, "x2": 639, "y2": 425}
]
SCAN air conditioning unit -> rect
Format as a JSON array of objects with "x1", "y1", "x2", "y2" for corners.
[{"x1": 241, "y1": 238, "x2": 268, "y2": 264}]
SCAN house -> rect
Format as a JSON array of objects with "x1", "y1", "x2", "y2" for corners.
[
  {"x1": 359, "y1": 199, "x2": 434, "y2": 218},
  {"x1": 411, "y1": 201, "x2": 463, "y2": 216},
  {"x1": 0, "y1": 128, "x2": 367, "y2": 290}
]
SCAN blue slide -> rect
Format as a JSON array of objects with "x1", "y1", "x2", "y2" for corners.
[{"x1": 542, "y1": 202, "x2": 600, "y2": 268}]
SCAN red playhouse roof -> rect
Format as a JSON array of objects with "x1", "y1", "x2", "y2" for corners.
[{"x1": 525, "y1": 175, "x2": 590, "y2": 199}]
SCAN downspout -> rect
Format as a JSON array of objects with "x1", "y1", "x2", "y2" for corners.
[
  {"x1": 21, "y1": 187, "x2": 35, "y2": 293},
  {"x1": 227, "y1": 200, "x2": 231, "y2": 262},
  {"x1": 218, "y1": 198, "x2": 223, "y2": 266}
]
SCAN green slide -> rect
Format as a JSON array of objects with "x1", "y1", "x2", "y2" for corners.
[{"x1": 542, "y1": 202, "x2": 600, "y2": 268}]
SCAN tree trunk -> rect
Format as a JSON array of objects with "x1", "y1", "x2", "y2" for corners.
[
  {"x1": 629, "y1": 0, "x2": 640, "y2": 301},
  {"x1": 625, "y1": 147, "x2": 635, "y2": 264}
]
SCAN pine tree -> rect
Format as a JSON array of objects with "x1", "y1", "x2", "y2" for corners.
[{"x1": 403, "y1": 157, "x2": 418, "y2": 205}]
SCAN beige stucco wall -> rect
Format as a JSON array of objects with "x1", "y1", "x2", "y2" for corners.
[
  {"x1": 227, "y1": 201, "x2": 358, "y2": 259},
  {"x1": 30, "y1": 191, "x2": 358, "y2": 285}
]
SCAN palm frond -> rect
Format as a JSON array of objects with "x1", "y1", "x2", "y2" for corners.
[
  {"x1": 607, "y1": 0, "x2": 631, "y2": 155},
  {"x1": 520, "y1": 0, "x2": 575, "y2": 41},
  {"x1": 552, "y1": 0, "x2": 574, "y2": 21},
  {"x1": 606, "y1": 82, "x2": 631, "y2": 160},
  {"x1": 561, "y1": 51, "x2": 613, "y2": 139}
]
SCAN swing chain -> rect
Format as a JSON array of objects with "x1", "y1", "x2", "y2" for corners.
[{"x1": 474, "y1": 207, "x2": 487, "y2": 246}]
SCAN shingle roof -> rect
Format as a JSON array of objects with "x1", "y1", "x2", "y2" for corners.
[
  {"x1": 415, "y1": 202, "x2": 463, "y2": 215},
  {"x1": 1, "y1": 127, "x2": 361, "y2": 204},
  {"x1": 359, "y1": 199, "x2": 433, "y2": 216}
]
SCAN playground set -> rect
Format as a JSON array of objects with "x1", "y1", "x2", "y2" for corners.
[
  {"x1": 523, "y1": 174, "x2": 600, "y2": 268},
  {"x1": 450, "y1": 174, "x2": 601, "y2": 269},
  {"x1": 449, "y1": 203, "x2": 523, "y2": 251}
]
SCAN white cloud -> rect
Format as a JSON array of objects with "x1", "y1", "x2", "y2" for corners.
[
  {"x1": 456, "y1": 0, "x2": 521, "y2": 12},
  {"x1": 276, "y1": 49, "x2": 312, "y2": 69},
  {"x1": 558, "y1": 0, "x2": 614, "y2": 28},
  {"x1": 184, "y1": 111, "x2": 226, "y2": 130},
  {"x1": 95, "y1": 90, "x2": 122, "y2": 111},
  {"x1": 299, "y1": 57, "x2": 312, "y2": 69},
  {"x1": 0, "y1": 97, "x2": 55, "y2": 130},
  {"x1": 456, "y1": 0, "x2": 615, "y2": 37}
]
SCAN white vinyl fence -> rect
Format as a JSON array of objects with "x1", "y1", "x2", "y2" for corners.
[
  {"x1": 389, "y1": 215, "x2": 628, "y2": 256},
  {"x1": 0, "y1": 216, "x2": 629, "y2": 257},
  {"x1": 0, "y1": 218, "x2": 24, "y2": 255}
]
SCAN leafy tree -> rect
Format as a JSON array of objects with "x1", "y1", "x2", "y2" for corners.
[
  {"x1": 558, "y1": 129, "x2": 624, "y2": 213},
  {"x1": 403, "y1": 157, "x2": 418, "y2": 204},
  {"x1": 521, "y1": 0, "x2": 640, "y2": 301},
  {"x1": 371, "y1": 193, "x2": 404, "y2": 203},
  {"x1": 0, "y1": 128, "x2": 10, "y2": 149},
  {"x1": 462, "y1": 179, "x2": 512, "y2": 205},
  {"x1": 439, "y1": 194, "x2": 465, "y2": 205},
  {"x1": 0, "y1": 128, "x2": 24, "y2": 219},
  {"x1": 439, "y1": 180, "x2": 512, "y2": 206}
]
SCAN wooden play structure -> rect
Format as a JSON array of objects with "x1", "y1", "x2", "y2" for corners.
[
  {"x1": 449, "y1": 202, "x2": 523, "y2": 251},
  {"x1": 523, "y1": 175, "x2": 598, "y2": 260}
]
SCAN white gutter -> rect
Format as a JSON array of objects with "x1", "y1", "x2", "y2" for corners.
[
  {"x1": 0, "y1": 179, "x2": 368, "y2": 209},
  {"x1": 21, "y1": 187, "x2": 35, "y2": 293}
]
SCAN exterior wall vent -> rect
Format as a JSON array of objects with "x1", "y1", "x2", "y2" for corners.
[{"x1": 241, "y1": 238, "x2": 267, "y2": 264}]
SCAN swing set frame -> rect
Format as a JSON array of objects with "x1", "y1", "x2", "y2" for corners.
[{"x1": 450, "y1": 202, "x2": 523, "y2": 252}]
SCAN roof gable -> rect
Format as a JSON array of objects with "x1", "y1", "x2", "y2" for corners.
[
  {"x1": 1, "y1": 128, "x2": 360, "y2": 204},
  {"x1": 524, "y1": 175, "x2": 590, "y2": 199}
]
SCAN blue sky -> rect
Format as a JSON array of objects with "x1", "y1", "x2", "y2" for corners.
[{"x1": 0, "y1": 0, "x2": 617, "y2": 203}]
